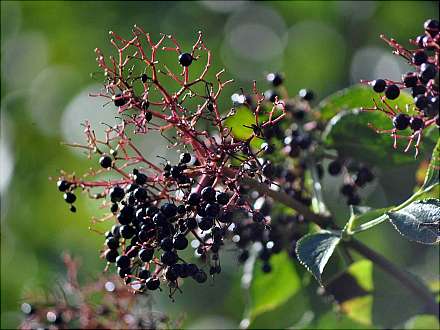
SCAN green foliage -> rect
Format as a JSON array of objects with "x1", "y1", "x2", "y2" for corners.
[
  {"x1": 387, "y1": 199, "x2": 440, "y2": 245},
  {"x1": 295, "y1": 231, "x2": 341, "y2": 285},
  {"x1": 421, "y1": 138, "x2": 440, "y2": 193},
  {"x1": 318, "y1": 84, "x2": 413, "y2": 121},
  {"x1": 248, "y1": 252, "x2": 301, "y2": 320}
]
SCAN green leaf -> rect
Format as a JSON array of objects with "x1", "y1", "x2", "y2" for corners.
[
  {"x1": 347, "y1": 260, "x2": 373, "y2": 292},
  {"x1": 323, "y1": 109, "x2": 431, "y2": 167},
  {"x1": 421, "y1": 138, "x2": 440, "y2": 193},
  {"x1": 249, "y1": 252, "x2": 301, "y2": 320},
  {"x1": 387, "y1": 199, "x2": 440, "y2": 245},
  {"x1": 318, "y1": 84, "x2": 413, "y2": 121},
  {"x1": 405, "y1": 315, "x2": 440, "y2": 330},
  {"x1": 224, "y1": 106, "x2": 255, "y2": 140},
  {"x1": 296, "y1": 231, "x2": 341, "y2": 285}
]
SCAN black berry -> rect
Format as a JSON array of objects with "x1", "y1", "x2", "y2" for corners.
[
  {"x1": 393, "y1": 113, "x2": 410, "y2": 130},
  {"x1": 99, "y1": 155, "x2": 112, "y2": 168},
  {"x1": 385, "y1": 84, "x2": 400, "y2": 100},
  {"x1": 327, "y1": 160, "x2": 342, "y2": 176},
  {"x1": 372, "y1": 79, "x2": 386, "y2": 93},
  {"x1": 64, "y1": 192, "x2": 76, "y2": 204},
  {"x1": 298, "y1": 88, "x2": 314, "y2": 101},
  {"x1": 178, "y1": 53, "x2": 193, "y2": 67},
  {"x1": 57, "y1": 180, "x2": 70, "y2": 192},
  {"x1": 266, "y1": 72, "x2": 283, "y2": 87},
  {"x1": 409, "y1": 117, "x2": 424, "y2": 131},
  {"x1": 412, "y1": 51, "x2": 428, "y2": 65}
]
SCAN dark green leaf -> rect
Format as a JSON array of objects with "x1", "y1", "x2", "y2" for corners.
[
  {"x1": 405, "y1": 315, "x2": 440, "y2": 330},
  {"x1": 296, "y1": 231, "x2": 341, "y2": 285},
  {"x1": 387, "y1": 199, "x2": 440, "y2": 245},
  {"x1": 318, "y1": 84, "x2": 413, "y2": 121}
]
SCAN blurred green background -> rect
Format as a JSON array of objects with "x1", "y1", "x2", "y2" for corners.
[{"x1": 1, "y1": 1, "x2": 439, "y2": 329}]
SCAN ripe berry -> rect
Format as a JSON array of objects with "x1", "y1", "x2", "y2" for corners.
[
  {"x1": 414, "y1": 95, "x2": 429, "y2": 109},
  {"x1": 160, "y1": 237, "x2": 174, "y2": 251},
  {"x1": 179, "y1": 152, "x2": 191, "y2": 164},
  {"x1": 113, "y1": 94, "x2": 128, "y2": 107},
  {"x1": 424, "y1": 97, "x2": 439, "y2": 118},
  {"x1": 119, "y1": 225, "x2": 135, "y2": 239},
  {"x1": 64, "y1": 192, "x2": 76, "y2": 204},
  {"x1": 402, "y1": 73, "x2": 418, "y2": 88},
  {"x1": 201, "y1": 186, "x2": 216, "y2": 202},
  {"x1": 193, "y1": 270, "x2": 208, "y2": 283},
  {"x1": 186, "y1": 217, "x2": 198, "y2": 230},
  {"x1": 340, "y1": 184, "x2": 355, "y2": 197},
  {"x1": 266, "y1": 72, "x2": 283, "y2": 86},
  {"x1": 138, "y1": 268, "x2": 151, "y2": 280},
  {"x1": 116, "y1": 255, "x2": 130, "y2": 269},
  {"x1": 262, "y1": 162, "x2": 274, "y2": 178},
  {"x1": 327, "y1": 160, "x2": 342, "y2": 176},
  {"x1": 216, "y1": 192, "x2": 229, "y2": 205},
  {"x1": 424, "y1": 19, "x2": 439, "y2": 36},
  {"x1": 138, "y1": 248, "x2": 154, "y2": 262},
  {"x1": 166, "y1": 267, "x2": 179, "y2": 281},
  {"x1": 134, "y1": 173, "x2": 147, "y2": 185},
  {"x1": 205, "y1": 203, "x2": 220, "y2": 217},
  {"x1": 372, "y1": 79, "x2": 386, "y2": 93},
  {"x1": 109, "y1": 186, "x2": 125, "y2": 203},
  {"x1": 412, "y1": 85, "x2": 426, "y2": 97},
  {"x1": 106, "y1": 237, "x2": 119, "y2": 250},
  {"x1": 145, "y1": 277, "x2": 160, "y2": 290},
  {"x1": 161, "y1": 251, "x2": 178, "y2": 265},
  {"x1": 419, "y1": 63, "x2": 437, "y2": 81},
  {"x1": 412, "y1": 51, "x2": 428, "y2": 65},
  {"x1": 393, "y1": 113, "x2": 410, "y2": 130},
  {"x1": 99, "y1": 155, "x2": 112, "y2": 168},
  {"x1": 409, "y1": 117, "x2": 424, "y2": 131},
  {"x1": 173, "y1": 234, "x2": 188, "y2": 250},
  {"x1": 161, "y1": 203, "x2": 177, "y2": 218},
  {"x1": 298, "y1": 88, "x2": 314, "y2": 101},
  {"x1": 198, "y1": 217, "x2": 214, "y2": 231},
  {"x1": 57, "y1": 180, "x2": 70, "y2": 192},
  {"x1": 178, "y1": 52, "x2": 193, "y2": 67},
  {"x1": 264, "y1": 90, "x2": 278, "y2": 102},
  {"x1": 105, "y1": 249, "x2": 119, "y2": 263},
  {"x1": 385, "y1": 84, "x2": 400, "y2": 100},
  {"x1": 117, "y1": 205, "x2": 135, "y2": 225},
  {"x1": 134, "y1": 187, "x2": 148, "y2": 201}
]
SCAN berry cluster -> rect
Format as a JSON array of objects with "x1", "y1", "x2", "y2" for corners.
[
  {"x1": 19, "y1": 255, "x2": 170, "y2": 330},
  {"x1": 326, "y1": 159, "x2": 374, "y2": 206},
  {"x1": 362, "y1": 19, "x2": 439, "y2": 156},
  {"x1": 56, "y1": 28, "x2": 288, "y2": 296}
]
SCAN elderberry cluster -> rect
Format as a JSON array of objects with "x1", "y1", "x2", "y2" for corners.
[{"x1": 364, "y1": 19, "x2": 439, "y2": 155}]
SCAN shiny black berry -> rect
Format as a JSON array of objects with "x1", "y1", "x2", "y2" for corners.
[
  {"x1": 205, "y1": 203, "x2": 220, "y2": 217},
  {"x1": 402, "y1": 73, "x2": 418, "y2": 88},
  {"x1": 173, "y1": 234, "x2": 188, "y2": 250},
  {"x1": 105, "y1": 249, "x2": 119, "y2": 263},
  {"x1": 188, "y1": 192, "x2": 201, "y2": 206},
  {"x1": 178, "y1": 52, "x2": 193, "y2": 67},
  {"x1": 179, "y1": 152, "x2": 191, "y2": 164},
  {"x1": 134, "y1": 173, "x2": 147, "y2": 185},
  {"x1": 116, "y1": 255, "x2": 130, "y2": 269},
  {"x1": 253, "y1": 211, "x2": 264, "y2": 223},
  {"x1": 119, "y1": 225, "x2": 135, "y2": 239},
  {"x1": 419, "y1": 63, "x2": 437, "y2": 81},
  {"x1": 412, "y1": 51, "x2": 428, "y2": 65},
  {"x1": 160, "y1": 237, "x2": 174, "y2": 251},
  {"x1": 266, "y1": 72, "x2": 283, "y2": 86},
  {"x1": 412, "y1": 85, "x2": 426, "y2": 97},
  {"x1": 138, "y1": 268, "x2": 151, "y2": 280},
  {"x1": 106, "y1": 237, "x2": 119, "y2": 250},
  {"x1": 414, "y1": 95, "x2": 429, "y2": 110},
  {"x1": 327, "y1": 160, "x2": 342, "y2": 176},
  {"x1": 410, "y1": 117, "x2": 424, "y2": 131},
  {"x1": 216, "y1": 192, "x2": 229, "y2": 205},
  {"x1": 385, "y1": 84, "x2": 400, "y2": 100},
  {"x1": 298, "y1": 88, "x2": 314, "y2": 101},
  {"x1": 198, "y1": 217, "x2": 214, "y2": 231},
  {"x1": 109, "y1": 186, "x2": 125, "y2": 203},
  {"x1": 145, "y1": 277, "x2": 160, "y2": 290},
  {"x1": 57, "y1": 180, "x2": 70, "y2": 192},
  {"x1": 64, "y1": 192, "x2": 76, "y2": 204},
  {"x1": 99, "y1": 155, "x2": 112, "y2": 168},
  {"x1": 393, "y1": 113, "x2": 410, "y2": 130},
  {"x1": 113, "y1": 94, "x2": 128, "y2": 107},
  {"x1": 372, "y1": 79, "x2": 386, "y2": 93},
  {"x1": 340, "y1": 184, "x2": 355, "y2": 197},
  {"x1": 161, "y1": 203, "x2": 177, "y2": 218},
  {"x1": 138, "y1": 248, "x2": 154, "y2": 262},
  {"x1": 264, "y1": 90, "x2": 278, "y2": 102},
  {"x1": 201, "y1": 186, "x2": 216, "y2": 202},
  {"x1": 161, "y1": 251, "x2": 178, "y2": 265}
]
